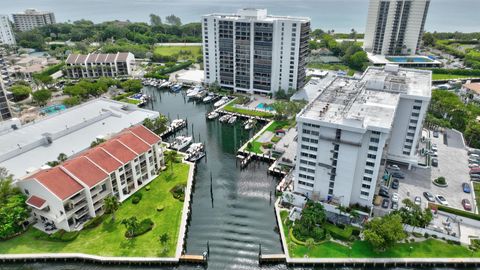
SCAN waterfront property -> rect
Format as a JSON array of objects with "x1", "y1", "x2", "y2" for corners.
[
  {"x1": 294, "y1": 65, "x2": 431, "y2": 207},
  {"x1": 0, "y1": 162, "x2": 189, "y2": 258},
  {"x1": 65, "y1": 52, "x2": 135, "y2": 79},
  {"x1": 12, "y1": 9, "x2": 56, "y2": 32},
  {"x1": 202, "y1": 8, "x2": 310, "y2": 95},
  {"x1": 364, "y1": 0, "x2": 430, "y2": 56},
  {"x1": 0, "y1": 98, "x2": 159, "y2": 179},
  {"x1": 17, "y1": 124, "x2": 164, "y2": 232}
]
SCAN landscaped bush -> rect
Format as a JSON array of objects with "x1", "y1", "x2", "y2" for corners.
[
  {"x1": 424, "y1": 233, "x2": 430, "y2": 238},
  {"x1": 156, "y1": 205, "x2": 165, "y2": 212},
  {"x1": 38, "y1": 229, "x2": 80, "y2": 242},
  {"x1": 83, "y1": 216, "x2": 105, "y2": 229},
  {"x1": 170, "y1": 184, "x2": 186, "y2": 201},
  {"x1": 125, "y1": 218, "x2": 154, "y2": 238},
  {"x1": 146, "y1": 185, "x2": 151, "y2": 191},
  {"x1": 412, "y1": 232, "x2": 423, "y2": 238},
  {"x1": 131, "y1": 193, "x2": 143, "y2": 204},
  {"x1": 434, "y1": 177, "x2": 447, "y2": 185}
]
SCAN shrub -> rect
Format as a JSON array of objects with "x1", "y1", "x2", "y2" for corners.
[
  {"x1": 410, "y1": 238, "x2": 416, "y2": 243},
  {"x1": 432, "y1": 234, "x2": 438, "y2": 239},
  {"x1": 45, "y1": 230, "x2": 80, "y2": 242},
  {"x1": 412, "y1": 232, "x2": 423, "y2": 238},
  {"x1": 434, "y1": 177, "x2": 447, "y2": 185},
  {"x1": 146, "y1": 185, "x2": 151, "y2": 191},
  {"x1": 424, "y1": 233, "x2": 430, "y2": 238},
  {"x1": 157, "y1": 205, "x2": 165, "y2": 212},
  {"x1": 131, "y1": 193, "x2": 143, "y2": 204},
  {"x1": 83, "y1": 216, "x2": 104, "y2": 229},
  {"x1": 170, "y1": 184, "x2": 186, "y2": 200},
  {"x1": 125, "y1": 218, "x2": 154, "y2": 238}
]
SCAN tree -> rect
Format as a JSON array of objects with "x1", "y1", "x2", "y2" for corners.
[
  {"x1": 394, "y1": 199, "x2": 433, "y2": 228},
  {"x1": 305, "y1": 238, "x2": 315, "y2": 250},
  {"x1": 0, "y1": 168, "x2": 15, "y2": 204},
  {"x1": 121, "y1": 79, "x2": 143, "y2": 93},
  {"x1": 292, "y1": 201, "x2": 327, "y2": 242},
  {"x1": 165, "y1": 14, "x2": 182, "y2": 26},
  {"x1": 121, "y1": 217, "x2": 139, "y2": 238},
  {"x1": 0, "y1": 167, "x2": 29, "y2": 239},
  {"x1": 159, "y1": 232, "x2": 170, "y2": 245},
  {"x1": 32, "y1": 89, "x2": 52, "y2": 105},
  {"x1": 422, "y1": 32, "x2": 436, "y2": 47},
  {"x1": 63, "y1": 85, "x2": 88, "y2": 98},
  {"x1": 10, "y1": 85, "x2": 32, "y2": 101},
  {"x1": 363, "y1": 214, "x2": 406, "y2": 251},
  {"x1": 345, "y1": 51, "x2": 368, "y2": 70},
  {"x1": 63, "y1": 96, "x2": 80, "y2": 107},
  {"x1": 164, "y1": 151, "x2": 179, "y2": 172},
  {"x1": 57, "y1": 153, "x2": 68, "y2": 162},
  {"x1": 150, "y1": 14, "x2": 162, "y2": 26},
  {"x1": 104, "y1": 196, "x2": 119, "y2": 221}
]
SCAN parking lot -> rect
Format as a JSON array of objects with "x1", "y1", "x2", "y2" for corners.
[{"x1": 374, "y1": 129, "x2": 476, "y2": 216}]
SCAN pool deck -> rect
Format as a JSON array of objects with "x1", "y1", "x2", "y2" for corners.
[{"x1": 367, "y1": 53, "x2": 442, "y2": 67}]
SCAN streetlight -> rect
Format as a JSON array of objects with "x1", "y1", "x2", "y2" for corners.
[
  {"x1": 409, "y1": 246, "x2": 413, "y2": 256},
  {"x1": 349, "y1": 246, "x2": 352, "y2": 257}
]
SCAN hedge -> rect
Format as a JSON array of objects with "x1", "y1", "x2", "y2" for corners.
[
  {"x1": 125, "y1": 218, "x2": 154, "y2": 238},
  {"x1": 437, "y1": 205, "x2": 480, "y2": 221},
  {"x1": 428, "y1": 68, "x2": 480, "y2": 77},
  {"x1": 324, "y1": 223, "x2": 355, "y2": 241},
  {"x1": 83, "y1": 216, "x2": 105, "y2": 229},
  {"x1": 131, "y1": 193, "x2": 143, "y2": 204},
  {"x1": 35, "y1": 229, "x2": 80, "y2": 242}
]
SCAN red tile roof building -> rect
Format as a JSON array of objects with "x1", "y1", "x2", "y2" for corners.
[{"x1": 17, "y1": 125, "x2": 164, "y2": 232}]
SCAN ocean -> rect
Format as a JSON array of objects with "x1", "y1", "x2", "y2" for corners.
[{"x1": 1, "y1": 0, "x2": 479, "y2": 33}]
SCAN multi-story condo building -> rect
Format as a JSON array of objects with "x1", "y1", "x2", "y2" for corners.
[
  {"x1": 65, "y1": 53, "x2": 135, "y2": 79},
  {"x1": 364, "y1": 0, "x2": 430, "y2": 55},
  {"x1": 202, "y1": 8, "x2": 310, "y2": 95},
  {"x1": 18, "y1": 125, "x2": 165, "y2": 231},
  {"x1": 0, "y1": 52, "x2": 12, "y2": 121},
  {"x1": 0, "y1": 15, "x2": 16, "y2": 46},
  {"x1": 12, "y1": 9, "x2": 56, "y2": 32},
  {"x1": 294, "y1": 65, "x2": 431, "y2": 207}
]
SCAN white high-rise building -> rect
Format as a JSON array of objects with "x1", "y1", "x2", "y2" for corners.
[
  {"x1": 202, "y1": 9, "x2": 310, "y2": 95},
  {"x1": 12, "y1": 9, "x2": 56, "y2": 32},
  {"x1": 0, "y1": 15, "x2": 16, "y2": 46},
  {"x1": 364, "y1": 0, "x2": 431, "y2": 55},
  {"x1": 294, "y1": 65, "x2": 431, "y2": 207}
]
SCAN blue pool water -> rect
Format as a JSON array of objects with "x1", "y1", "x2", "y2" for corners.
[
  {"x1": 41, "y1": 104, "x2": 67, "y2": 115},
  {"x1": 256, "y1": 103, "x2": 274, "y2": 111},
  {"x1": 386, "y1": 56, "x2": 433, "y2": 63}
]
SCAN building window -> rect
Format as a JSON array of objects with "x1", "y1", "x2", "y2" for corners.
[
  {"x1": 298, "y1": 181, "x2": 314, "y2": 188},
  {"x1": 370, "y1": 138, "x2": 380, "y2": 143},
  {"x1": 368, "y1": 146, "x2": 378, "y2": 151},
  {"x1": 363, "y1": 176, "x2": 372, "y2": 182},
  {"x1": 365, "y1": 169, "x2": 374, "y2": 174}
]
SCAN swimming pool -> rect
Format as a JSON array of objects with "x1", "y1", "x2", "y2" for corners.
[
  {"x1": 386, "y1": 56, "x2": 433, "y2": 63},
  {"x1": 41, "y1": 104, "x2": 67, "y2": 115},
  {"x1": 256, "y1": 103, "x2": 274, "y2": 111}
]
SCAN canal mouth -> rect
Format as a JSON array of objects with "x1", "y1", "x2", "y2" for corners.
[{"x1": 145, "y1": 87, "x2": 285, "y2": 269}]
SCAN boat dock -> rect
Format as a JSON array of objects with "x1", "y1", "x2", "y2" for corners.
[{"x1": 160, "y1": 119, "x2": 187, "y2": 138}]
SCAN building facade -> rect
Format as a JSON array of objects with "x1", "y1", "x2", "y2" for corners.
[
  {"x1": 18, "y1": 125, "x2": 165, "y2": 232},
  {"x1": 364, "y1": 0, "x2": 430, "y2": 55},
  {"x1": 0, "y1": 52, "x2": 12, "y2": 121},
  {"x1": 65, "y1": 53, "x2": 135, "y2": 79},
  {"x1": 12, "y1": 9, "x2": 56, "y2": 32},
  {"x1": 294, "y1": 65, "x2": 431, "y2": 207},
  {"x1": 202, "y1": 9, "x2": 310, "y2": 95},
  {"x1": 0, "y1": 15, "x2": 16, "y2": 46}
]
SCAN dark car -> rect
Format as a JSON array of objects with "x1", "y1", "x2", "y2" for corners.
[
  {"x1": 391, "y1": 179, "x2": 399, "y2": 189},
  {"x1": 431, "y1": 158, "x2": 438, "y2": 167},
  {"x1": 433, "y1": 131, "x2": 439, "y2": 138},
  {"x1": 391, "y1": 201, "x2": 399, "y2": 210},
  {"x1": 462, "y1": 182, "x2": 471, "y2": 193},
  {"x1": 379, "y1": 188, "x2": 390, "y2": 198},
  {"x1": 391, "y1": 172, "x2": 405, "y2": 179},
  {"x1": 382, "y1": 198, "x2": 390, "y2": 209},
  {"x1": 423, "y1": 191, "x2": 435, "y2": 202},
  {"x1": 462, "y1": 199, "x2": 472, "y2": 211}
]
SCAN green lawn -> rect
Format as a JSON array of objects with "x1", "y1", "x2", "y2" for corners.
[
  {"x1": 223, "y1": 99, "x2": 274, "y2": 119},
  {"x1": 307, "y1": 63, "x2": 356, "y2": 76},
  {"x1": 247, "y1": 121, "x2": 291, "y2": 154},
  {"x1": 0, "y1": 162, "x2": 190, "y2": 257},
  {"x1": 121, "y1": 98, "x2": 142, "y2": 105},
  {"x1": 153, "y1": 45, "x2": 202, "y2": 62},
  {"x1": 432, "y1": 73, "x2": 479, "y2": 81},
  {"x1": 280, "y1": 210, "x2": 480, "y2": 258}
]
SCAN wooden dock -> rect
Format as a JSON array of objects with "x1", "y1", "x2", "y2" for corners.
[
  {"x1": 179, "y1": 254, "x2": 207, "y2": 264},
  {"x1": 259, "y1": 254, "x2": 287, "y2": 264}
]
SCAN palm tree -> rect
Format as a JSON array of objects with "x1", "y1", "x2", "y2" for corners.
[
  {"x1": 104, "y1": 196, "x2": 119, "y2": 221},
  {"x1": 164, "y1": 150, "x2": 179, "y2": 172},
  {"x1": 305, "y1": 238, "x2": 315, "y2": 250},
  {"x1": 159, "y1": 233, "x2": 170, "y2": 245},
  {"x1": 121, "y1": 217, "x2": 139, "y2": 238}
]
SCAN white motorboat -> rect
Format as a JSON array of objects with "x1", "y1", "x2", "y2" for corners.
[
  {"x1": 219, "y1": 114, "x2": 231, "y2": 123},
  {"x1": 227, "y1": 116, "x2": 237, "y2": 124},
  {"x1": 160, "y1": 81, "x2": 171, "y2": 88},
  {"x1": 207, "y1": 111, "x2": 219, "y2": 120},
  {"x1": 170, "y1": 136, "x2": 193, "y2": 151},
  {"x1": 186, "y1": 143, "x2": 204, "y2": 154},
  {"x1": 194, "y1": 90, "x2": 208, "y2": 99},
  {"x1": 170, "y1": 119, "x2": 186, "y2": 129},
  {"x1": 203, "y1": 93, "x2": 215, "y2": 103},
  {"x1": 214, "y1": 96, "x2": 230, "y2": 108},
  {"x1": 187, "y1": 150, "x2": 206, "y2": 162},
  {"x1": 244, "y1": 119, "x2": 256, "y2": 130}
]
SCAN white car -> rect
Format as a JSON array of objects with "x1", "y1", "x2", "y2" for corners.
[
  {"x1": 387, "y1": 164, "x2": 400, "y2": 171},
  {"x1": 431, "y1": 144, "x2": 438, "y2": 152},
  {"x1": 435, "y1": 195, "x2": 449, "y2": 206},
  {"x1": 391, "y1": 193, "x2": 400, "y2": 203},
  {"x1": 469, "y1": 163, "x2": 479, "y2": 168}
]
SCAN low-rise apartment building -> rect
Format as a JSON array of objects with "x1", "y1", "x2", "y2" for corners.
[
  {"x1": 65, "y1": 52, "x2": 135, "y2": 79},
  {"x1": 19, "y1": 125, "x2": 165, "y2": 231},
  {"x1": 294, "y1": 65, "x2": 431, "y2": 207}
]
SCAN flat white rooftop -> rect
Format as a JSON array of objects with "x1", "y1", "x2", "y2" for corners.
[
  {"x1": 204, "y1": 8, "x2": 310, "y2": 22},
  {"x1": 368, "y1": 53, "x2": 442, "y2": 66},
  {"x1": 298, "y1": 66, "x2": 431, "y2": 131},
  {"x1": 0, "y1": 98, "x2": 159, "y2": 178}
]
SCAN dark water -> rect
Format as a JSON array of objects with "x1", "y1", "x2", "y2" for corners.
[{"x1": 1, "y1": 0, "x2": 479, "y2": 32}]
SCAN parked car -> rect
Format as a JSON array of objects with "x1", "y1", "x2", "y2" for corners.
[
  {"x1": 387, "y1": 164, "x2": 400, "y2": 171},
  {"x1": 379, "y1": 188, "x2": 390, "y2": 198},
  {"x1": 431, "y1": 144, "x2": 438, "y2": 152},
  {"x1": 423, "y1": 191, "x2": 435, "y2": 202},
  {"x1": 391, "y1": 193, "x2": 400, "y2": 203},
  {"x1": 391, "y1": 172, "x2": 405, "y2": 179},
  {"x1": 462, "y1": 199, "x2": 472, "y2": 211},
  {"x1": 462, "y1": 182, "x2": 471, "y2": 193},
  {"x1": 468, "y1": 163, "x2": 479, "y2": 168},
  {"x1": 431, "y1": 158, "x2": 438, "y2": 167},
  {"x1": 391, "y1": 179, "x2": 399, "y2": 189},
  {"x1": 382, "y1": 198, "x2": 390, "y2": 209},
  {"x1": 391, "y1": 201, "x2": 399, "y2": 210},
  {"x1": 429, "y1": 151, "x2": 438, "y2": 157},
  {"x1": 433, "y1": 131, "x2": 439, "y2": 138},
  {"x1": 435, "y1": 195, "x2": 449, "y2": 206},
  {"x1": 414, "y1": 196, "x2": 422, "y2": 206}
]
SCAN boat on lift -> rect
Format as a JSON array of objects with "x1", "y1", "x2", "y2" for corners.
[
  {"x1": 170, "y1": 83, "x2": 183, "y2": 92},
  {"x1": 227, "y1": 116, "x2": 237, "y2": 124},
  {"x1": 244, "y1": 119, "x2": 257, "y2": 130},
  {"x1": 170, "y1": 136, "x2": 193, "y2": 151},
  {"x1": 219, "y1": 114, "x2": 231, "y2": 123},
  {"x1": 186, "y1": 143, "x2": 205, "y2": 162},
  {"x1": 214, "y1": 96, "x2": 230, "y2": 108},
  {"x1": 202, "y1": 92, "x2": 215, "y2": 103},
  {"x1": 207, "y1": 111, "x2": 219, "y2": 120}
]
